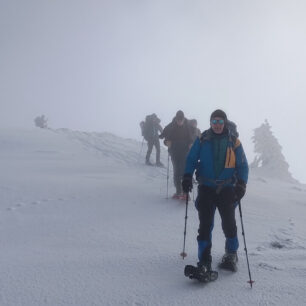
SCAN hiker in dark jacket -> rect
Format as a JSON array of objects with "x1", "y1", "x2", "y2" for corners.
[
  {"x1": 141, "y1": 114, "x2": 163, "y2": 167},
  {"x1": 182, "y1": 109, "x2": 249, "y2": 273},
  {"x1": 160, "y1": 110, "x2": 194, "y2": 199}
]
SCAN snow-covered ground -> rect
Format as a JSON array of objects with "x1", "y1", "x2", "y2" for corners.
[{"x1": 0, "y1": 128, "x2": 306, "y2": 306}]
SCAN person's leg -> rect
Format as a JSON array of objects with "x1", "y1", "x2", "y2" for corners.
[
  {"x1": 217, "y1": 187, "x2": 239, "y2": 253},
  {"x1": 145, "y1": 140, "x2": 154, "y2": 164},
  {"x1": 196, "y1": 186, "x2": 217, "y2": 266},
  {"x1": 177, "y1": 154, "x2": 187, "y2": 195},
  {"x1": 155, "y1": 138, "x2": 162, "y2": 165},
  {"x1": 171, "y1": 155, "x2": 181, "y2": 195}
]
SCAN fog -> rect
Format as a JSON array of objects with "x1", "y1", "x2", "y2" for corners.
[{"x1": 1, "y1": 0, "x2": 305, "y2": 183}]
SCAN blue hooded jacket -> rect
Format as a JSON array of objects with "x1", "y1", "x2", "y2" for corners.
[{"x1": 184, "y1": 129, "x2": 249, "y2": 187}]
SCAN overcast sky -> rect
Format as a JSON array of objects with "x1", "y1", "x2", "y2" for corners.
[{"x1": 1, "y1": 0, "x2": 306, "y2": 183}]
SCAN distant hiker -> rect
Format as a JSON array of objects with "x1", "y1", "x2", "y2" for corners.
[
  {"x1": 160, "y1": 110, "x2": 194, "y2": 199},
  {"x1": 34, "y1": 115, "x2": 48, "y2": 129},
  {"x1": 140, "y1": 114, "x2": 164, "y2": 167},
  {"x1": 189, "y1": 119, "x2": 201, "y2": 142},
  {"x1": 182, "y1": 109, "x2": 249, "y2": 273}
]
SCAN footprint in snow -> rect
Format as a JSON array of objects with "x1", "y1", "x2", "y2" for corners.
[
  {"x1": 6, "y1": 202, "x2": 26, "y2": 211},
  {"x1": 31, "y1": 201, "x2": 41, "y2": 205},
  {"x1": 256, "y1": 246, "x2": 266, "y2": 252},
  {"x1": 16, "y1": 202, "x2": 25, "y2": 207},
  {"x1": 258, "y1": 262, "x2": 282, "y2": 271},
  {"x1": 270, "y1": 240, "x2": 288, "y2": 249},
  {"x1": 7, "y1": 207, "x2": 17, "y2": 211},
  {"x1": 270, "y1": 234, "x2": 305, "y2": 250}
]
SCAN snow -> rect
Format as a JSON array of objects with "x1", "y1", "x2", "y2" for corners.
[{"x1": 0, "y1": 128, "x2": 306, "y2": 305}]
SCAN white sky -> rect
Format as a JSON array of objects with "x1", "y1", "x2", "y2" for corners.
[{"x1": 1, "y1": 0, "x2": 306, "y2": 183}]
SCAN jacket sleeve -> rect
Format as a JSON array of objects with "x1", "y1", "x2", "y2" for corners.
[
  {"x1": 158, "y1": 124, "x2": 163, "y2": 133},
  {"x1": 159, "y1": 123, "x2": 170, "y2": 140},
  {"x1": 184, "y1": 138, "x2": 201, "y2": 175},
  {"x1": 234, "y1": 140, "x2": 249, "y2": 184}
]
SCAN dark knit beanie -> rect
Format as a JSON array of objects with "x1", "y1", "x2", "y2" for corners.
[
  {"x1": 210, "y1": 109, "x2": 227, "y2": 122},
  {"x1": 175, "y1": 110, "x2": 184, "y2": 120}
]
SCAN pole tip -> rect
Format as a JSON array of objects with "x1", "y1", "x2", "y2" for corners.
[
  {"x1": 180, "y1": 252, "x2": 187, "y2": 259},
  {"x1": 247, "y1": 280, "x2": 255, "y2": 288}
]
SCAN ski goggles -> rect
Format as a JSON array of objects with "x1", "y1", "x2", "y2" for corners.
[{"x1": 211, "y1": 119, "x2": 225, "y2": 125}]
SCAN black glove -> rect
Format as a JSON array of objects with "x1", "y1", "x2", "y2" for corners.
[
  {"x1": 182, "y1": 174, "x2": 193, "y2": 193},
  {"x1": 235, "y1": 179, "x2": 246, "y2": 201}
]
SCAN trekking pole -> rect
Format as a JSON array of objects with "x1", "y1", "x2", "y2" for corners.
[
  {"x1": 137, "y1": 138, "x2": 145, "y2": 164},
  {"x1": 192, "y1": 184, "x2": 195, "y2": 203},
  {"x1": 238, "y1": 200, "x2": 255, "y2": 288},
  {"x1": 166, "y1": 152, "x2": 170, "y2": 199},
  {"x1": 180, "y1": 193, "x2": 189, "y2": 259}
]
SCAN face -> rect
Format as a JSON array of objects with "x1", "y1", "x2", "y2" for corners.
[
  {"x1": 210, "y1": 117, "x2": 225, "y2": 134},
  {"x1": 176, "y1": 118, "x2": 185, "y2": 126},
  {"x1": 191, "y1": 120, "x2": 197, "y2": 128}
]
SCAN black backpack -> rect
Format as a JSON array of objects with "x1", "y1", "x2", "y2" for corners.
[
  {"x1": 227, "y1": 120, "x2": 239, "y2": 138},
  {"x1": 140, "y1": 121, "x2": 146, "y2": 137},
  {"x1": 140, "y1": 115, "x2": 152, "y2": 140}
]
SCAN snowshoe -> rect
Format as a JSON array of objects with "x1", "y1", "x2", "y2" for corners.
[
  {"x1": 172, "y1": 193, "x2": 181, "y2": 199},
  {"x1": 184, "y1": 265, "x2": 218, "y2": 283},
  {"x1": 218, "y1": 252, "x2": 238, "y2": 272},
  {"x1": 178, "y1": 194, "x2": 190, "y2": 201}
]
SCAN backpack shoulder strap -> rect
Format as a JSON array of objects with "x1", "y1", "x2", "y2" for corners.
[
  {"x1": 228, "y1": 133, "x2": 240, "y2": 150},
  {"x1": 200, "y1": 129, "x2": 212, "y2": 144}
]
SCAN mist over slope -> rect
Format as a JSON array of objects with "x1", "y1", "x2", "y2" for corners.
[{"x1": 0, "y1": 128, "x2": 305, "y2": 306}]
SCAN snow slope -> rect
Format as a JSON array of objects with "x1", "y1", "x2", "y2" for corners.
[{"x1": 0, "y1": 128, "x2": 306, "y2": 306}]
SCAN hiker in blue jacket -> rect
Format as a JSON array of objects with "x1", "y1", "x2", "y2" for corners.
[{"x1": 182, "y1": 109, "x2": 249, "y2": 272}]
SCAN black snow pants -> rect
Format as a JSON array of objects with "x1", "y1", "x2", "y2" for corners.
[
  {"x1": 146, "y1": 137, "x2": 160, "y2": 163},
  {"x1": 171, "y1": 152, "x2": 188, "y2": 194},
  {"x1": 196, "y1": 185, "x2": 237, "y2": 261}
]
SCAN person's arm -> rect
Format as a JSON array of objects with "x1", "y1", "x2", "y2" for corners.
[
  {"x1": 234, "y1": 139, "x2": 249, "y2": 200},
  {"x1": 158, "y1": 124, "x2": 163, "y2": 134},
  {"x1": 160, "y1": 124, "x2": 171, "y2": 147},
  {"x1": 159, "y1": 123, "x2": 169, "y2": 139},
  {"x1": 182, "y1": 138, "x2": 201, "y2": 193},
  {"x1": 184, "y1": 138, "x2": 201, "y2": 175},
  {"x1": 234, "y1": 139, "x2": 249, "y2": 184}
]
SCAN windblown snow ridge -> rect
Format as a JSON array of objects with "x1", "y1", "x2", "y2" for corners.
[{"x1": 55, "y1": 128, "x2": 144, "y2": 166}]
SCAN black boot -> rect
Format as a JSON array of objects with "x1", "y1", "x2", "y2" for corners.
[
  {"x1": 197, "y1": 261, "x2": 212, "y2": 273},
  {"x1": 184, "y1": 255, "x2": 218, "y2": 282},
  {"x1": 197, "y1": 254, "x2": 212, "y2": 272},
  {"x1": 219, "y1": 252, "x2": 238, "y2": 272}
]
